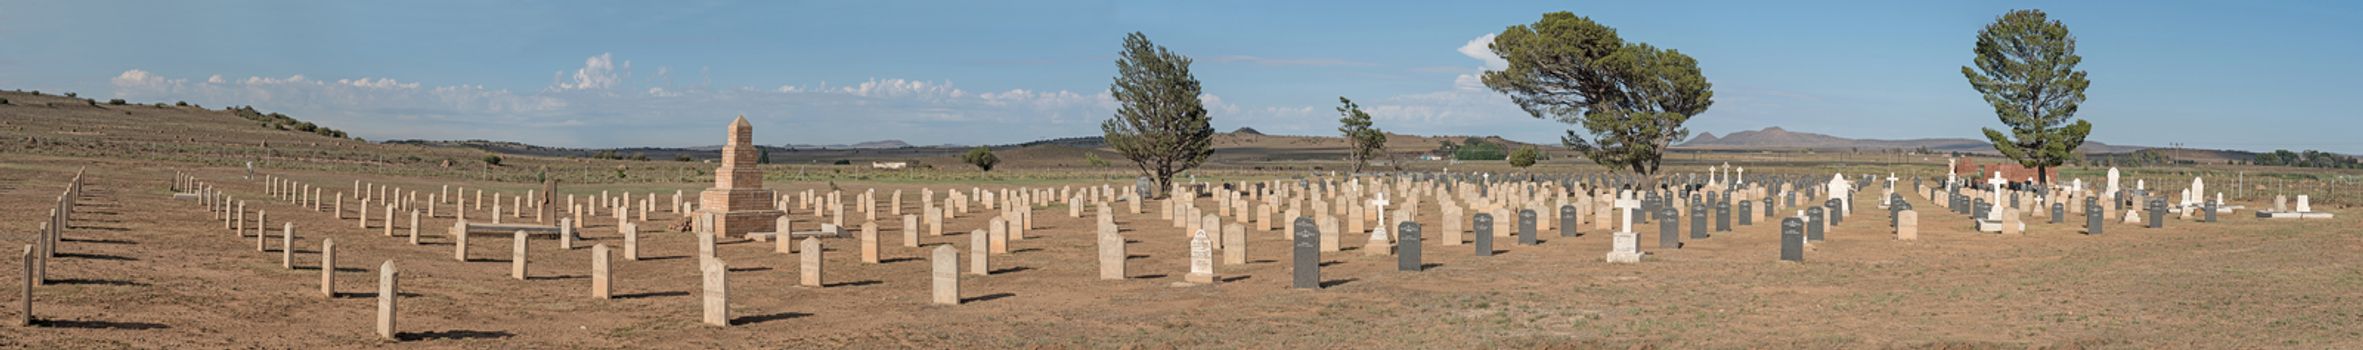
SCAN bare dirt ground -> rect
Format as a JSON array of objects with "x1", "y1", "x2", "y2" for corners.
[{"x1": 2, "y1": 154, "x2": 2358, "y2": 349}]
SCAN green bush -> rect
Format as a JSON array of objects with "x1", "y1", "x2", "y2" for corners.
[
  {"x1": 107, "y1": 99, "x2": 128, "y2": 105},
  {"x1": 1508, "y1": 147, "x2": 1540, "y2": 167},
  {"x1": 962, "y1": 146, "x2": 1000, "y2": 171},
  {"x1": 482, "y1": 154, "x2": 503, "y2": 166},
  {"x1": 832, "y1": 159, "x2": 852, "y2": 165}
]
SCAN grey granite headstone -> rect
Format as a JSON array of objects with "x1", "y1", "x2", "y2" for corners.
[
  {"x1": 1292, "y1": 217, "x2": 1319, "y2": 289},
  {"x1": 1397, "y1": 222, "x2": 1422, "y2": 272},
  {"x1": 1806, "y1": 206, "x2": 1826, "y2": 242},
  {"x1": 1688, "y1": 203, "x2": 1708, "y2": 239},
  {"x1": 2050, "y1": 202, "x2": 2065, "y2": 224},
  {"x1": 2202, "y1": 201, "x2": 2217, "y2": 223},
  {"x1": 2084, "y1": 197, "x2": 2103, "y2": 235},
  {"x1": 1738, "y1": 200, "x2": 1753, "y2": 226},
  {"x1": 1472, "y1": 213, "x2": 1494, "y2": 257},
  {"x1": 2147, "y1": 198, "x2": 2166, "y2": 229},
  {"x1": 1763, "y1": 198, "x2": 1776, "y2": 219},
  {"x1": 1517, "y1": 209, "x2": 1537, "y2": 246},
  {"x1": 1714, "y1": 200, "x2": 1731, "y2": 232},
  {"x1": 1780, "y1": 217, "x2": 1804, "y2": 262},
  {"x1": 1825, "y1": 198, "x2": 1844, "y2": 226},
  {"x1": 1658, "y1": 206, "x2": 1681, "y2": 249},
  {"x1": 1558, "y1": 205, "x2": 1579, "y2": 237}
]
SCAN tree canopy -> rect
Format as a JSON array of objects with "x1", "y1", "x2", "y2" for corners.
[
  {"x1": 1101, "y1": 32, "x2": 1213, "y2": 198},
  {"x1": 1336, "y1": 97, "x2": 1386, "y2": 173},
  {"x1": 1480, "y1": 12, "x2": 1712, "y2": 187},
  {"x1": 1963, "y1": 9, "x2": 2091, "y2": 185}
]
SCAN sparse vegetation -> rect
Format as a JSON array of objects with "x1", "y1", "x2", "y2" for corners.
[
  {"x1": 1085, "y1": 152, "x2": 1111, "y2": 167},
  {"x1": 2252, "y1": 150, "x2": 2360, "y2": 169},
  {"x1": 963, "y1": 146, "x2": 1000, "y2": 171},
  {"x1": 226, "y1": 105, "x2": 348, "y2": 139}
]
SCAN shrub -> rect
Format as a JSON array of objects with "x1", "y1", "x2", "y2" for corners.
[
  {"x1": 1085, "y1": 152, "x2": 1111, "y2": 167},
  {"x1": 674, "y1": 155, "x2": 695, "y2": 162},
  {"x1": 832, "y1": 159, "x2": 852, "y2": 165},
  {"x1": 482, "y1": 155, "x2": 503, "y2": 166},
  {"x1": 107, "y1": 99, "x2": 128, "y2": 105},
  {"x1": 63, "y1": 92, "x2": 76, "y2": 98},
  {"x1": 962, "y1": 146, "x2": 1000, "y2": 171},
  {"x1": 1508, "y1": 147, "x2": 1541, "y2": 168}
]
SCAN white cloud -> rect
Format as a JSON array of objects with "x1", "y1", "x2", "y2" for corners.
[
  {"x1": 1458, "y1": 33, "x2": 1508, "y2": 70},
  {"x1": 551, "y1": 53, "x2": 626, "y2": 90},
  {"x1": 206, "y1": 74, "x2": 226, "y2": 84}
]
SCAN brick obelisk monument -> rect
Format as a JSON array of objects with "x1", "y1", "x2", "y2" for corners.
[{"x1": 698, "y1": 116, "x2": 784, "y2": 237}]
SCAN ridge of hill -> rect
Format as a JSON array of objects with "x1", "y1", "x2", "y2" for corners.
[{"x1": 1678, "y1": 126, "x2": 2146, "y2": 154}]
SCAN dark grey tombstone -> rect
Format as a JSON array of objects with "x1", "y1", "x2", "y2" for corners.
[
  {"x1": 2009, "y1": 191, "x2": 2021, "y2": 209},
  {"x1": 1805, "y1": 206, "x2": 1827, "y2": 242},
  {"x1": 1780, "y1": 217, "x2": 1805, "y2": 262},
  {"x1": 1134, "y1": 177, "x2": 1154, "y2": 200},
  {"x1": 1974, "y1": 200, "x2": 1990, "y2": 220},
  {"x1": 1472, "y1": 213, "x2": 1494, "y2": 257},
  {"x1": 1659, "y1": 206, "x2": 1681, "y2": 249},
  {"x1": 2203, "y1": 201, "x2": 2218, "y2": 223},
  {"x1": 1714, "y1": 200, "x2": 1732, "y2": 232},
  {"x1": 1786, "y1": 191, "x2": 1797, "y2": 208},
  {"x1": 2085, "y1": 200, "x2": 2104, "y2": 235},
  {"x1": 1738, "y1": 200, "x2": 1754, "y2": 226},
  {"x1": 1688, "y1": 203, "x2": 1708, "y2": 239},
  {"x1": 2147, "y1": 198, "x2": 2166, "y2": 229},
  {"x1": 1559, "y1": 205, "x2": 1579, "y2": 237},
  {"x1": 1517, "y1": 209, "x2": 1538, "y2": 246},
  {"x1": 2050, "y1": 202, "x2": 2065, "y2": 224},
  {"x1": 1764, "y1": 198, "x2": 1776, "y2": 219},
  {"x1": 1292, "y1": 217, "x2": 1320, "y2": 289},
  {"x1": 1825, "y1": 198, "x2": 1845, "y2": 227},
  {"x1": 1397, "y1": 222, "x2": 1422, "y2": 272}
]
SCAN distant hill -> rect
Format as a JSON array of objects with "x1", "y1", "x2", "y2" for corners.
[
  {"x1": 783, "y1": 140, "x2": 915, "y2": 150},
  {"x1": 1231, "y1": 127, "x2": 1264, "y2": 136},
  {"x1": 1678, "y1": 126, "x2": 2146, "y2": 154}
]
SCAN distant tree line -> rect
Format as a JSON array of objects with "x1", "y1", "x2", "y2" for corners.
[
  {"x1": 229, "y1": 105, "x2": 350, "y2": 139},
  {"x1": 1434, "y1": 137, "x2": 1508, "y2": 161},
  {"x1": 2252, "y1": 150, "x2": 2361, "y2": 169}
]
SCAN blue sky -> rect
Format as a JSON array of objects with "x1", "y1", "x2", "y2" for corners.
[{"x1": 3, "y1": 1, "x2": 2358, "y2": 153}]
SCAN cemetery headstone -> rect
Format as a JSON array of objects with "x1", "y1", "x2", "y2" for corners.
[
  {"x1": 1473, "y1": 213, "x2": 1493, "y2": 256},
  {"x1": 1397, "y1": 222, "x2": 1422, "y2": 272},
  {"x1": 1780, "y1": 218, "x2": 1804, "y2": 262},
  {"x1": 1517, "y1": 209, "x2": 1537, "y2": 246}
]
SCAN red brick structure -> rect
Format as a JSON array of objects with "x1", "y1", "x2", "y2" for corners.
[{"x1": 698, "y1": 116, "x2": 784, "y2": 237}]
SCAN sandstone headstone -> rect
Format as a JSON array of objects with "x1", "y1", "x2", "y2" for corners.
[
  {"x1": 1186, "y1": 229, "x2": 1215, "y2": 285},
  {"x1": 320, "y1": 239, "x2": 335, "y2": 298},
  {"x1": 969, "y1": 230, "x2": 989, "y2": 275},
  {"x1": 376, "y1": 260, "x2": 398, "y2": 340},
  {"x1": 1098, "y1": 221, "x2": 1125, "y2": 280},
  {"x1": 1897, "y1": 210, "x2": 1919, "y2": 240},
  {"x1": 701, "y1": 258, "x2": 728, "y2": 326},
  {"x1": 591, "y1": 244, "x2": 611, "y2": 299},
  {"x1": 932, "y1": 245, "x2": 959, "y2": 305},
  {"x1": 511, "y1": 230, "x2": 529, "y2": 280},
  {"x1": 801, "y1": 237, "x2": 823, "y2": 287}
]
